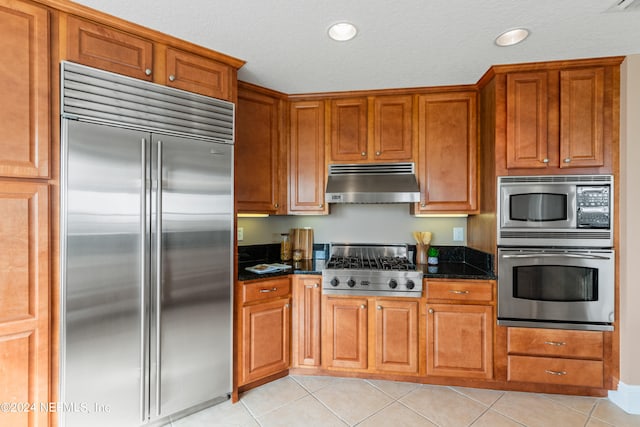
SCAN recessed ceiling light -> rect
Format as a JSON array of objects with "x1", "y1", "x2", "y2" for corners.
[
  {"x1": 328, "y1": 22, "x2": 358, "y2": 41},
  {"x1": 495, "y1": 28, "x2": 529, "y2": 47}
]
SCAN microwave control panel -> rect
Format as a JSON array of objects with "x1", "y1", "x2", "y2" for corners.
[{"x1": 577, "y1": 185, "x2": 610, "y2": 228}]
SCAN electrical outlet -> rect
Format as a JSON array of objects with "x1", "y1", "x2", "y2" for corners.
[
  {"x1": 237, "y1": 227, "x2": 244, "y2": 241},
  {"x1": 453, "y1": 227, "x2": 464, "y2": 241}
]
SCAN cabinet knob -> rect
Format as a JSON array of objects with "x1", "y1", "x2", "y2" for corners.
[
  {"x1": 375, "y1": 151, "x2": 381, "y2": 156},
  {"x1": 285, "y1": 303, "x2": 290, "y2": 309},
  {"x1": 542, "y1": 158, "x2": 549, "y2": 163},
  {"x1": 360, "y1": 304, "x2": 366, "y2": 309},
  {"x1": 145, "y1": 68, "x2": 152, "y2": 76},
  {"x1": 169, "y1": 74, "x2": 176, "y2": 82},
  {"x1": 564, "y1": 158, "x2": 571, "y2": 163},
  {"x1": 428, "y1": 308, "x2": 434, "y2": 314},
  {"x1": 421, "y1": 203, "x2": 426, "y2": 208},
  {"x1": 361, "y1": 152, "x2": 367, "y2": 156},
  {"x1": 319, "y1": 204, "x2": 323, "y2": 208},
  {"x1": 274, "y1": 203, "x2": 279, "y2": 208},
  {"x1": 377, "y1": 305, "x2": 382, "y2": 310}
]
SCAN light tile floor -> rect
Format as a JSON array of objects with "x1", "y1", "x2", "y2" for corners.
[{"x1": 166, "y1": 375, "x2": 640, "y2": 427}]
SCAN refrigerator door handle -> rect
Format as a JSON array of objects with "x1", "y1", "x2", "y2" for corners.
[
  {"x1": 155, "y1": 139, "x2": 163, "y2": 417},
  {"x1": 140, "y1": 138, "x2": 149, "y2": 423}
]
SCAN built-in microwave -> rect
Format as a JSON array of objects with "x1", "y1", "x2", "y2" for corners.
[{"x1": 498, "y1": 175, "x2": 613, "y2": 247}]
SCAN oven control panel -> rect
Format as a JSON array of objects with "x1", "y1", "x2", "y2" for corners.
[{"x1": 576, "y1": 185, "x2": 610, "y2": 229}]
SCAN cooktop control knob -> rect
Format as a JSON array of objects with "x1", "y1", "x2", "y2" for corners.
[
  {"x1": 330, "y1": 277, "x2": 340, "y2": 287},
  {"x1": 388, "y1": 279, "x2": 398, "y2": 289},
  {"x1": 347, "y1": 279, "x2": 356, "y2": 288},
  {"x1": 406, "y1": 279, "x2": 415, "y2": 290}
]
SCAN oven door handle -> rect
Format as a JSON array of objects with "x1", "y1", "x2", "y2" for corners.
[{"x1": 502, "y1": 253, "x2": 611, "y2": 260}]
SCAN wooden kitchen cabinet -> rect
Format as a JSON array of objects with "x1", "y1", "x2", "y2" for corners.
[
  {"x1": 0, "y1": 180, "x2": 50, "y2": 427},
  {"x1": 289, "y1": 100, "x2": 327, "y2": 214},
  {"x1": 323, "y1": 296, "x2": 368, "y2": 370},
  {"x1": 374, "y1": 299, "x2": 419, "y2": 374},
  {"x1": 236, "y1": 83, "x2": 285, "y2": 214},
  {"x1": 506, "y1": 327, "x2": 604, "y2": 388},
  {"x1": 291, "y1": 275, "x2": 322, "y2": 368},
  {"x1": 0, "y1": 0, "x2": 50, "y2": 178},
  {"x1": 425, "y1": 279, "x2": 494, "y2": 379},
  {"x1": 496, "y1": 59, "x2": 620, "y2": 175},
  {"x1": 62, "y1": 13, "x2": 242, "y2": 101},
  {"x1": 329, "y1": 95, "x2": 413, "y2": 163},
  {"x1": 322, "y1": 296, "x2": 419, "y2": 374},
  {"x1": 164, "y1": 47, "x2": 232, "y2": 100},
  {"x1": 414, "y1": 91, "x2": 478, "y2": 213},
  {"x1": 64, "y1": 14, "x2": 154, "y2": 81},
  {"x1": 238, "y1": 277, "x2": 291, "y2": 385}
]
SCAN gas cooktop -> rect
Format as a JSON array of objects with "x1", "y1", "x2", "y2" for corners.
[{"x1": 322, "y1": 243, "x2": 423, "y2": 297}]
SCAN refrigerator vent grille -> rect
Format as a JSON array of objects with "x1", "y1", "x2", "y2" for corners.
[{"x1": 61, "y1": 61, "x2": 234, "y2": 143}]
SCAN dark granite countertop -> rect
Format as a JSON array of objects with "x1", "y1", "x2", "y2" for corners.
[
  {"x1": 418, "y1": 261, "x2": 496, "y2": 280},
  {"x1": 238, "y1": 259, "x2": 325, "y2": 282},
  {"x1": 237, "y1": 243, "x2": 495, "y2": 282}
]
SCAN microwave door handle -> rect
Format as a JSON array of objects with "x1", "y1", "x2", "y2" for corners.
[{"x1": 502, "y1": 253, "x2": 611, "y2": 260}]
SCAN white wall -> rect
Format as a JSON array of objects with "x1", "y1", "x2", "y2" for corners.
[
  {"x1": 238, "y1": 204, "x2": 467, "y2": 247},
  {"x1": 619, "y1": 55, "x2": 640, "y2": 386}
]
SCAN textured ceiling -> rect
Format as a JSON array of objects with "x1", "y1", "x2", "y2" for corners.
[{"x1": 72, "y1": 0, "x2": 640, "y2": 94}]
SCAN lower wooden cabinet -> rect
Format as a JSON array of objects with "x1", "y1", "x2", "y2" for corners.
[
  {"x1": 323, "y1": 296, "x2": 368, "y2": 370},
  {"x1": 239, "y1": 278, "x2": 291, "y2": 385},
  {"x1": 426, "y1": 303, "x2": 493, "y2": 379},
  {"x1": 506, "y1": 327, "x2": 604, "y2": 388},
  {"x1": 0, "y1": 181, "x2": 50, "y2": 427},
  {"x1": 291, "y1": 276, "x2": 322, "y2": 367},
  {"x1": 322, "y1": 296, "x2": 419, "y2": 374},
  {"x1": 375, "y1": 299, "x2": 419, "y2": 373}
]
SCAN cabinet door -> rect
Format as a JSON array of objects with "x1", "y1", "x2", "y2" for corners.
[
  {"x1": 426, "y1": 304, "x2": 493, "y2": 379},
  {"x1": 374, "y1": 299, "x2": 418, "y2": 374},
  {"x1": 373, "y1": 95, "x2": 413, "y2": 161},
  {"x1": 236, "y1": 87, "x2": 282, "y2": 213},
  {"x1": 323, "y1": 296, "x2": 368, "y2": 370},
  {"x1": 416, "y1": 92, "x2": 478, "y2": 213},
  {"x1": 165, "y1": 47, "x2": 232, "y2": 100},
  {"x1": 559, "y1": 67, "x2": 605, "y2": 168},
  {"x1": 329, "y1": 97, "x2": 368, "y2": 161},
  {"x1": 289, "y1": 100, "x2": 327, "y2": 214},
  {"x1": 0, "y1": 181, "x2": 49, "y2": 427},
  {"x1": 242, "y1": 298, "x2": 290, "y2": 384},
  {"x1": 65, "y1": 14, "x2": 154, "y2": 81},
  {"x1": 506, "y1": 71, "x2": 550, "y2": 169},
  {"x1": 0, "y1": 1, "x2": 49, "y2": 178},
  {"x1": 292, "y1": 276, "x2": 322, "y2": 367}
]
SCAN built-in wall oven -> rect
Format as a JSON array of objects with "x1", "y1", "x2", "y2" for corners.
[
  {"x1": 497, "y1": 175, "x2": 615, "y2": 331},
  {"x1": 497, "y1": 248, "x2": 614, "y2": 331}
]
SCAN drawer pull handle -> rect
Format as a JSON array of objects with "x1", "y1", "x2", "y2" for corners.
[
  {"x1": 545, "y1": 369, "x2": 567, "y2": 376},
  {"x1": 449, "y1": 290, "x2": 469, "y2": 295},
  {"x1": 306, "y1": 283, "x2": 319, "y2": 288},
  {"x1": 259, "y1": 287, "x2": 278, "y2": 293},
  {"x1": 544, "y1": 341, "x2": 566, "y2": 346}
]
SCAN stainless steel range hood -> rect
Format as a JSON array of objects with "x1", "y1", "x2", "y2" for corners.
[{"x1": 325, "y1": 163, "x2": 420, "y2": 203}]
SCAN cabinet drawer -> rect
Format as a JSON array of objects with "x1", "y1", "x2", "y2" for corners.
[
  {"x1": 426, "y1": 280, "x2": 493, "y2": 303},
  {"x1": 243, "y1": 278, "x2": 290, "y2": 304},
  {"x1": 508, "y1": 328, "x2": 603, "y2": 359},
  {"x1": 508, "y1": 355, "x2": 603, "y2": 388}
]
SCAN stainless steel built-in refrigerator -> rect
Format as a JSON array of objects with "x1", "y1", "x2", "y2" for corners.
[{"x1": 60, "y1": 62, "x2": 234, "y2": 426}]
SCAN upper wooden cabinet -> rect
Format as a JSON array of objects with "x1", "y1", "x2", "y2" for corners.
[
  {"x1": 492, "y1": 58, "x2": 621, "y2": 175},
  {"x1": 329, "y1": 95, "x2": 413, "y2": 163},
  {"x1": 414, "y1": 91, "x2": 478, "y2": 214},
  {"x1": 165, "y1": 47, "x2": 232, "y2": 100},
  {"x1": 289, "y1": 100, "x2": 327, "y2": 214},
  {"x1": 62, "y1": 13, "x2": 242, "y2": 101},
  {"x1": 236, "y1": 84, "x2": 285, "y2": 214},
  {"x1": 65, "y1": 14, "x2": 154, "y2": 81},
  {"x1": 0, "y1": 0, "x2": 50, "y2": 178}
]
